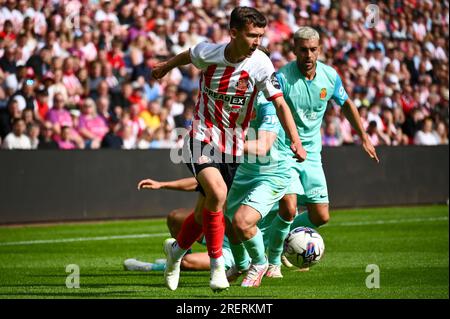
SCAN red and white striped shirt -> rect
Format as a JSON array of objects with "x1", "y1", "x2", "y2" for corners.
[{"x1": 190, "y1": 42, "x2": 282, "y2": 156}]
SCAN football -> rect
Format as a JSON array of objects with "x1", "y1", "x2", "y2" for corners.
[{"x1": 283, "y1": 227, "x2": 325, "y2": 269}]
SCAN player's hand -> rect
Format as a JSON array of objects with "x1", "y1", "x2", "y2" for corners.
[
  {"x1": 361, "y1": 136, "x2": 380, "y2": 163},
  {"x1": 151, "y1": 62, "x2": 169, "y2": 80},
  {"x1": 137, "y1": 179, "x2": 163, "y2": 190},
  {"x1": 291, "y1": 140, "x2": 307, "y2": 162}
]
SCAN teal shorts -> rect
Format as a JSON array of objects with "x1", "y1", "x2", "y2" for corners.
[
  {"x1": 225, "y1": 168, "x2": 302, "y2": 222},
  {"x1": 291, "y1": 153, "x2": 329, "y2": 204}
]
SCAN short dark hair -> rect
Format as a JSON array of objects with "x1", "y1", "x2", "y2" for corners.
[{"x1": 229, "y1": 7, "x2": 267, "y2": 30}]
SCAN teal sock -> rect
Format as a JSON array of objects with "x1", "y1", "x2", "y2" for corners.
[
  {"x1": 291, "y1": 210, "x2": 317, "y2": 230},
  {"x1": 268, "y1": 214, "x2": 293, "y2": 265},
  {"x1": 242, "y1": 228, "x2": 266, "y2": 265},
  {"x1": 150, "y1": 263, "x2": 166, "y2": 271},
  {"x1": 230, "y1": 242, "x2": 251, "y2": 271}
]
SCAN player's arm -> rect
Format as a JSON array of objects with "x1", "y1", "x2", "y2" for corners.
[
  {"x1": 271, "y1": 96, "x2": 307, "y2": 162},
  {"x1": 151, "y1": 50, "x2": 192, "y2": 80},
  {"x1": 137, "y1": 177, "x2": 198, "y2": 192},
  {"x1": 342, "y1": 98, "x2": 380, "y2": 163},
  {"x1": 244, "y1": 130, "x2": 277, "y2": 156}
]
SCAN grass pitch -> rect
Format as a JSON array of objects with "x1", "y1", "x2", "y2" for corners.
[{"x1": 0, "y1": 206, "x2": 448, "y2": 299}]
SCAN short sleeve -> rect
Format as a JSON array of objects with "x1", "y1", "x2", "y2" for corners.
[
  {"x1": 276, "y1": 72, "x2": 287, "y2": 95},
  {"x1": 256, "y1": 96, "x2": 279, "y2": 133},
  {"x1": 189, "y1": 42, "x2": 210, "y2": 70},
  {"x1": 332, "y1": 73, "x2": 349, "y2": 106},
  {"x1": 254, "y1": 55, "x2": 283, "y2": 101}
]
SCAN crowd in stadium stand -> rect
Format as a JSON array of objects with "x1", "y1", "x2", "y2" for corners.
[{"x1": 0, "y1": 0, "x2": 448, "y2": 150}]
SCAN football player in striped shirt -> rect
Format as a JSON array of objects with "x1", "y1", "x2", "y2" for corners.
[{"x1": 151, "y1": 7, "x2": 306, "y2": 292}]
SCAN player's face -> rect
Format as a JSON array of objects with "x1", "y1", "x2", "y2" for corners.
[
  {"x1": 294, "y1": 38, "x2": 321, "y2": 73},
  {"x1": 231, "y1": 23, "x2": 265, "y2": 58}
]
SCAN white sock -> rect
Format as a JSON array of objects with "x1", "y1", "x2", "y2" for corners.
[
  {"x1": 211, "y1": 255, "x2": 225, "y2": 269},
  {"x1": 172, "y1": 241, "x2": 188, "y2": 260}
]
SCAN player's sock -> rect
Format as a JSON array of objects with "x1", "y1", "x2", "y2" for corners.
[
  {"x1": 175, "y1": 212, "x2": 203, "y2": 259},
  {"x1": 242, "y1": 228, "x2": 266, "y2": 265},
  {"x1": 210, "y1": 255, "x2": 225, "y2": 268},
  {"x1": 229, "y1": 242, "x2": 251, "y2": 271},
  {"x1": 268, "y1": 214, "x2": 293, "y2": 265},
  {"x1": 202, "y1": 208, "x2": 225, "y2": 258},
  {"x1": 291, "y1": 210, "x2": 317, "y2": 229}
]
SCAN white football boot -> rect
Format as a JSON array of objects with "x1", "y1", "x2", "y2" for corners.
[
  {"x1": 210, "y1": 257, "x2": 230, "y2": 292},
  {"x1": 265, "y1": 264, "x2": 283, "y2": 278},
  {"x1": 163, "y1": 238, "x2": 182, "y2": 291}
]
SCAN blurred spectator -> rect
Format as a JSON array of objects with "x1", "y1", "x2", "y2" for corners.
[
  {"x1": 414, "y1": 117, "x2": 439, "y2": 145},
  {"x1": 27, "y1": 122, "x2": 40, "y2": 149},
  {"x1": 149, "y1": 126, "x2": 177, "y2": 149},
  {"x1": 46, "y1": 93, "x2": 84, "y2": 148},
  {"x1": 38, "y1": 121, "x2": 58, "y2": 150},
  {"x1": 11, "y1": 77, "x2": 36, "y2": 112},
  {"x1": 140, "y1": 100, "x2": 161, "y2": 131},
  {"x1": 0, "y1": 99, "x2": 21, "y2": 139},
  {"x1": 1, "y1": 118, "x2": 31, "y2": 149},
  {"x1": 402, "y1": 108, "x2": 425, "y2": 144},
  {"x1": 101, "y1": 117, "x2": 123, "y2": 149},
  {"x1": 35, "y1": 88, "x2": 49, "y2": 122},
  {"x1": 366, "y1": 121, "x2": 382, "y2": 146},
  {"x1": 338, "y1": 110, "x2": 354, "y2": 145},
  {"x1": 77, "y1": 98, "x2": 109, "y2": 149},
  {"x1": 322, "y1": 122, "x2": 342, "y2": 146},
  {"x1": 435, "y1": 121, "x2": 449, "y2": 145},
  {"x1": 136, "y1": 127, "x2": 153, "y2": 149},
  {"x1": 121, "y1": 123, "x2": 136, "y2": 149},
  {"x1": 57, "y1": 125, "x2": 76, "y2": 150}
]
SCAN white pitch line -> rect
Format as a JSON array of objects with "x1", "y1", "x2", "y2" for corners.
[
  {"x1": 0, "y1": 216, "x2": 447, "y2": 247},
  {"x1": 0, "y1": 232, "x2": 169, "y2": 247},
  {"x1": 325, "y1": 216, "x2": 448, "y2": 227}
]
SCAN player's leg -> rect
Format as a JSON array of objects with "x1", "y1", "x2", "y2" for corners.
[
  {"x1": 224, "y1": 216, "x2": 251, "y2": 281},
  {"x1": 125, "y1": 207, "x2": 195, "y2": 273},
  {"x1": 164, "y1": 193, "x2": 205, "y2": 291},
  {"x1": 232, "y1": 205, "x2": 268, "y2": 287},
  {"x1": 167, "y1": 208, "x2": 195, "y2": 238},
  {"x1": 224, "y1": 178, "x2": 252, "y2": 281},
  {"x1": 290, "y1": 156, "x2": 330, "y2": 229},
  {"x1": 195, "y1": 167, "x2": 229, "y2": 291},
  {"x1": 181, "y1": 252, "x2": 210, "y2": 270},
  {"x1": 285, "y1": 157, "x2": 329, "y2": 270},
  {"x1": 291, "y1": 203, "x2": 329, "y2": 229},
  {"x1": 266, "y1": 193, "x2": 297, "y2": 277}
]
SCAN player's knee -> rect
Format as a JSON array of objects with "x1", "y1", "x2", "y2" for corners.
[
  {"x1": 232, "y1": 215, "x2": 252, "y2": 238},
  {"x1": 206, "y1": 184, "x2": 227, "y2": 206},
  {"x1": 279, "y1": 204, "x2": 297, "y2": 221},
  {"x1": 317, "y1": 214, "x2": 330, "y2": 226},
  {"x1": 312, "y1": 210, "x2": 330, "y2": 226}
]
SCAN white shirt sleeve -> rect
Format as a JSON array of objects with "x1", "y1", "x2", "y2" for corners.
[
  {"x1": 254, "y1": 54, "x2": 283, "y2": 100},
  {"x1": 189, "y1": 42, "x2": 220, "y2": 70}
]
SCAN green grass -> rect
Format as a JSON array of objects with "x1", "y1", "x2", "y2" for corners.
[{"x1": 0, "y1": 206, "x2": 448, "y2": 299}]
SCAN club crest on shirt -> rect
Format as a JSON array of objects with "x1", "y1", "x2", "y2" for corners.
[
  {"x1": 320, "y1": 88, "x2": 327, "y2": 100},
  {"x1": 235, "y1": 78, "x2": 249, "y2": 91}
]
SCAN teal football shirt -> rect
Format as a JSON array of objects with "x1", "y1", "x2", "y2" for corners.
[{"x1": 277, "y1": 60, "x2": 349, "y2": 154}]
